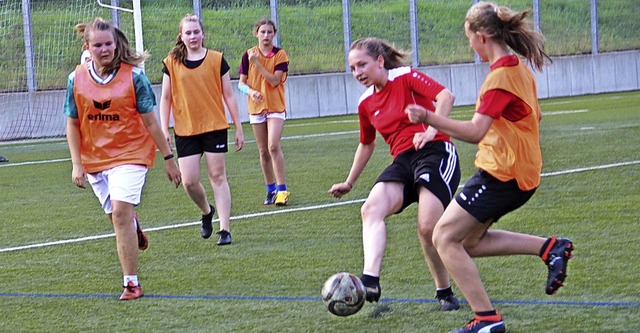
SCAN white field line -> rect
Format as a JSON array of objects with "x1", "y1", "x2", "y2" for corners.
[
  {"x1": 542, "y1": 109, "x2": 589, "y2": 116},
  {"x1": 0, "y1": 200, "x2": 365, "y2": 253},
  {"x1": 0, "y1": 131, "x2": 361, "y2": 168},
  {"x1": 0, "y1": 158, "x2": 71, "y2": 167},
  {"x1": 1, "y1": 160, "x2": 638, "y2": 253}
]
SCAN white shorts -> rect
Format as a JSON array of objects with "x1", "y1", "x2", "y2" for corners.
[
  {"x1": 86, "y1": 164, "x2": 148, "y2": 214},
  {"x1": 249, "y1": 111, "x2": 286, "y2": 125}
]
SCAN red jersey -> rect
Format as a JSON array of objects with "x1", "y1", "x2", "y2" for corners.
[
  {"x1": 476, "y1": 55, "x2": 530, "y2": 122},
  {"x1": 357, "y1": 67, "x2": 451, "y2": 158}
]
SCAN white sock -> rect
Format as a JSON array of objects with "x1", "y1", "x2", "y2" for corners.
[{"x1": 123, "y1": 275, "x2": 139, "y2": 287}]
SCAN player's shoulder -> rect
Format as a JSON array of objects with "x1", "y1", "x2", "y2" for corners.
[
  {"x1": 132, "y1": 65, "x2": 144, "y2": 75},
  {"x1": 273, "y1": 47, "x2": 289, "y2": 58},
  {"x1": 130, "y1": 66, "x2": 152, "y2": 87},
  {"x1": 357, "y1": 86, "x2": 375, "y2": 106},
  {"x1": 204, "y1": 48, "x2": 223, "y2": 61},
  {"x1": 388, "y1": 66, "x2": 412, "y2": 81}
]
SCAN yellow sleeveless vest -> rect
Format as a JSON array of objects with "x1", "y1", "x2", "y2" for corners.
[
  {"x1": 73, "y1": 63, "x2": 156, "y2": 173},
  {"x1": 163, "y1": 50, "x2": 229, "y2": 136},
  {"x1": 244, "y1": 46, "x2": 288, "y2": 115},
  {"x1": 474, "y1": 61, "x2": 542, "y2": 191}
]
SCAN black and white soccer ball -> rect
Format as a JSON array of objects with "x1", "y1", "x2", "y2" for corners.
[{"x1": 321, "y1": 272, "x2": 366, "y2": 316}]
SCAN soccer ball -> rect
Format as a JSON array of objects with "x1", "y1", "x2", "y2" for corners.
[{"x1": 321, "y1": 272, "x2": 366, "y2": 316}]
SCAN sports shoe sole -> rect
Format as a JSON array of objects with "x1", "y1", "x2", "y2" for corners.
[
  {"x1": 545, "y1": 240, "x2": 574, "y2": 295},
  {"x1": 133, "y1": 212, "x2": 148, "y2": 251},
  {"x1": 137, "y1": 230, "x2": 149, "y2": 251}
]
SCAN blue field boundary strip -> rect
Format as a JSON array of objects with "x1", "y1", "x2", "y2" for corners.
[{"x1": 0, "y1": 292, "x2": 637, "y2": 307}]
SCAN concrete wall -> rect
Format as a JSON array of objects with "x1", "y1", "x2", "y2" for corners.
[
  {"x1": 1, "y1": 50, "x2": 638, "y2": 140},
  {"x1": 221, "y1": 49, "x2": 640, "y2": 124}
]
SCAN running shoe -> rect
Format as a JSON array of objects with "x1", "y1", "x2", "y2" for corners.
[
  {"x1": 119, "y1": 281, "x2": 143, "y2": 301},
  {"x1": 201, "y1": 204, "x2": 215, "y2": 239},
  {"x1": 543, "y1": 237, "x2": 574, "y2": 295},
  {"x1": 274, "y1": 191, "x2": 289, "y2": 206}
]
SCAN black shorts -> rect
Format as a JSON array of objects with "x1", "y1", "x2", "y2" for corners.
[
  {"x1": 376, "y1": 141, "x2": 461, "y2": 213},
  {"x1": 175, "y1": 129, "x2": 228, "y2": 158},
  {"x1": 455, "y1": 170, "x2": 536, "y2": 223}
]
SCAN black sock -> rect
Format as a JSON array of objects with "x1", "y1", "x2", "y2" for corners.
[
  {"x1": 436, "y1": 286, "x2": 453, "y2": 299},
  {"x1": 475, "y1": 310, "x2": 498, "y2": 317},
  {"x1": 360, "y1": 274, "x2": 379, "y2": 287},
  {"x1": 539, "y1": 237, "x2": 553, "y2": 257}
]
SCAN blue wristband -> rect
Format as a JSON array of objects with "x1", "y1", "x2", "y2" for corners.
[{"x1": 239, "y1": 84, "x2": 250, "y2": 94}]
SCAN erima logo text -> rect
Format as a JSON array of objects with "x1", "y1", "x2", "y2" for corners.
[
  {"x1": 93, "y1": 100, "x2": 112, "y2": 110},
  {"x1": 87, "y1": 113, "x2": 120, "y2": 121}
]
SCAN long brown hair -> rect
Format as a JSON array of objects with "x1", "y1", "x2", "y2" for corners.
[
  {"x1": 349, "y1": 37, "x2": 411, "y2": 70},
  {"x1": 168, "y1": 14, "x2": 205, "y2": 65},
  {"x1": 75, "y1": 17, "x2": 148, "y2": 75},
  {"x1": 466, "y1": 1, "x2": 551, "y2": 71}
]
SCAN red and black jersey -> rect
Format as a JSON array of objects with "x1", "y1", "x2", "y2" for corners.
[{"x1": 357, "y1": 67, "x2": 451, "y2": 158}]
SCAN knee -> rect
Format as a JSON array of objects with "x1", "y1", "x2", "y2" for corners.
[
  {"x1": 259, "y1": 149, "x2": 272, "y2": 161},
  {"x1": 417, "y1": 221, "x2": 436, "y2": 245},
  {"x1": 360, "y1": 201, "x2": 379, "y2": 224},
  {"x1": 182, "y1": 179, "x2": 200, "y2": 192},
  {"x1": 110, "y1": 209, "x2": 131, "y2": 228},
  {"x1": 268, "y1": 143, "x2": 281, "y2": 156},
  {"x1": 207, "y1": 172, "x2": 226, "y2": 187},
  {"x1": 432, "y1": 224, "x2": 449, "y2": 252}
]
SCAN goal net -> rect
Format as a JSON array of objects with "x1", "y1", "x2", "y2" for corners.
[{"x1": 0, "y1": 0, "x2": 130, "y2": 141}]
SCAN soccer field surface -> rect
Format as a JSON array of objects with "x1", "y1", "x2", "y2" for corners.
[{"x1": 0, "y1": 91, "x2": 638, "y2": 332}]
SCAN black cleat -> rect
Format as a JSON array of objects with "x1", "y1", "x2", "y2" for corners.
[
  {"x1": 544, "y1": 237, "x2": 574, "y2": 295},
  {"x1": 201, "y1": 204, "x2": 215, "y2": 239},
  {"x1": 216, "y1": 230, "x2": 232, "y2": 245},
  {"x1": 437, "y1": 293, "x2": 461, "y2": 311},
  {"x1": 264, "y1": 191, "x2": 276, "y2": 205},
  {"x1": 360, "y1": 277, "x2": 381, "y2": 302}
]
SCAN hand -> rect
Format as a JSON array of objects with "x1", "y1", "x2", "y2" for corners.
[
  {"x1": 328, "y1": 181, "x2": 352, "y2": 198},
  {"x1": 165, "y1": 159, "x2": 182, "y2": 188},
  {"x1": 405, "y1": 104, "x2": 428, "y2": 124},
  {"x1": 71, "y1": 164, "x2": 86, "y2": 189},
  {"x1": 248, "y1": 51, "x2": 260, "y2": 64},
  {"x1": 234, "y1": 128, "x2": 244, "y2": 152},
  {"x1": 250, "y1": 90, "x2": 263, "y2": 103},
  {"x1": 412, "y1": 130, "x2": 436, "y2": 150}
]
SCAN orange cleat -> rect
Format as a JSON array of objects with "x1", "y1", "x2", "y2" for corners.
[
  {"x1": 133, "y1": 211, "x2": 148, "y2": 251},
  {"x1": 119, "y1": 281, "x2": 143, "y2": 301}
]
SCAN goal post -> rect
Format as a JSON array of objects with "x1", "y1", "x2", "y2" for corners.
[
  {"x1": 95, "y1": 0, "x2": 145, "y2": 70},
  {"x1": 0, "y1": 0, "x2": 144, "y2": 142}
]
